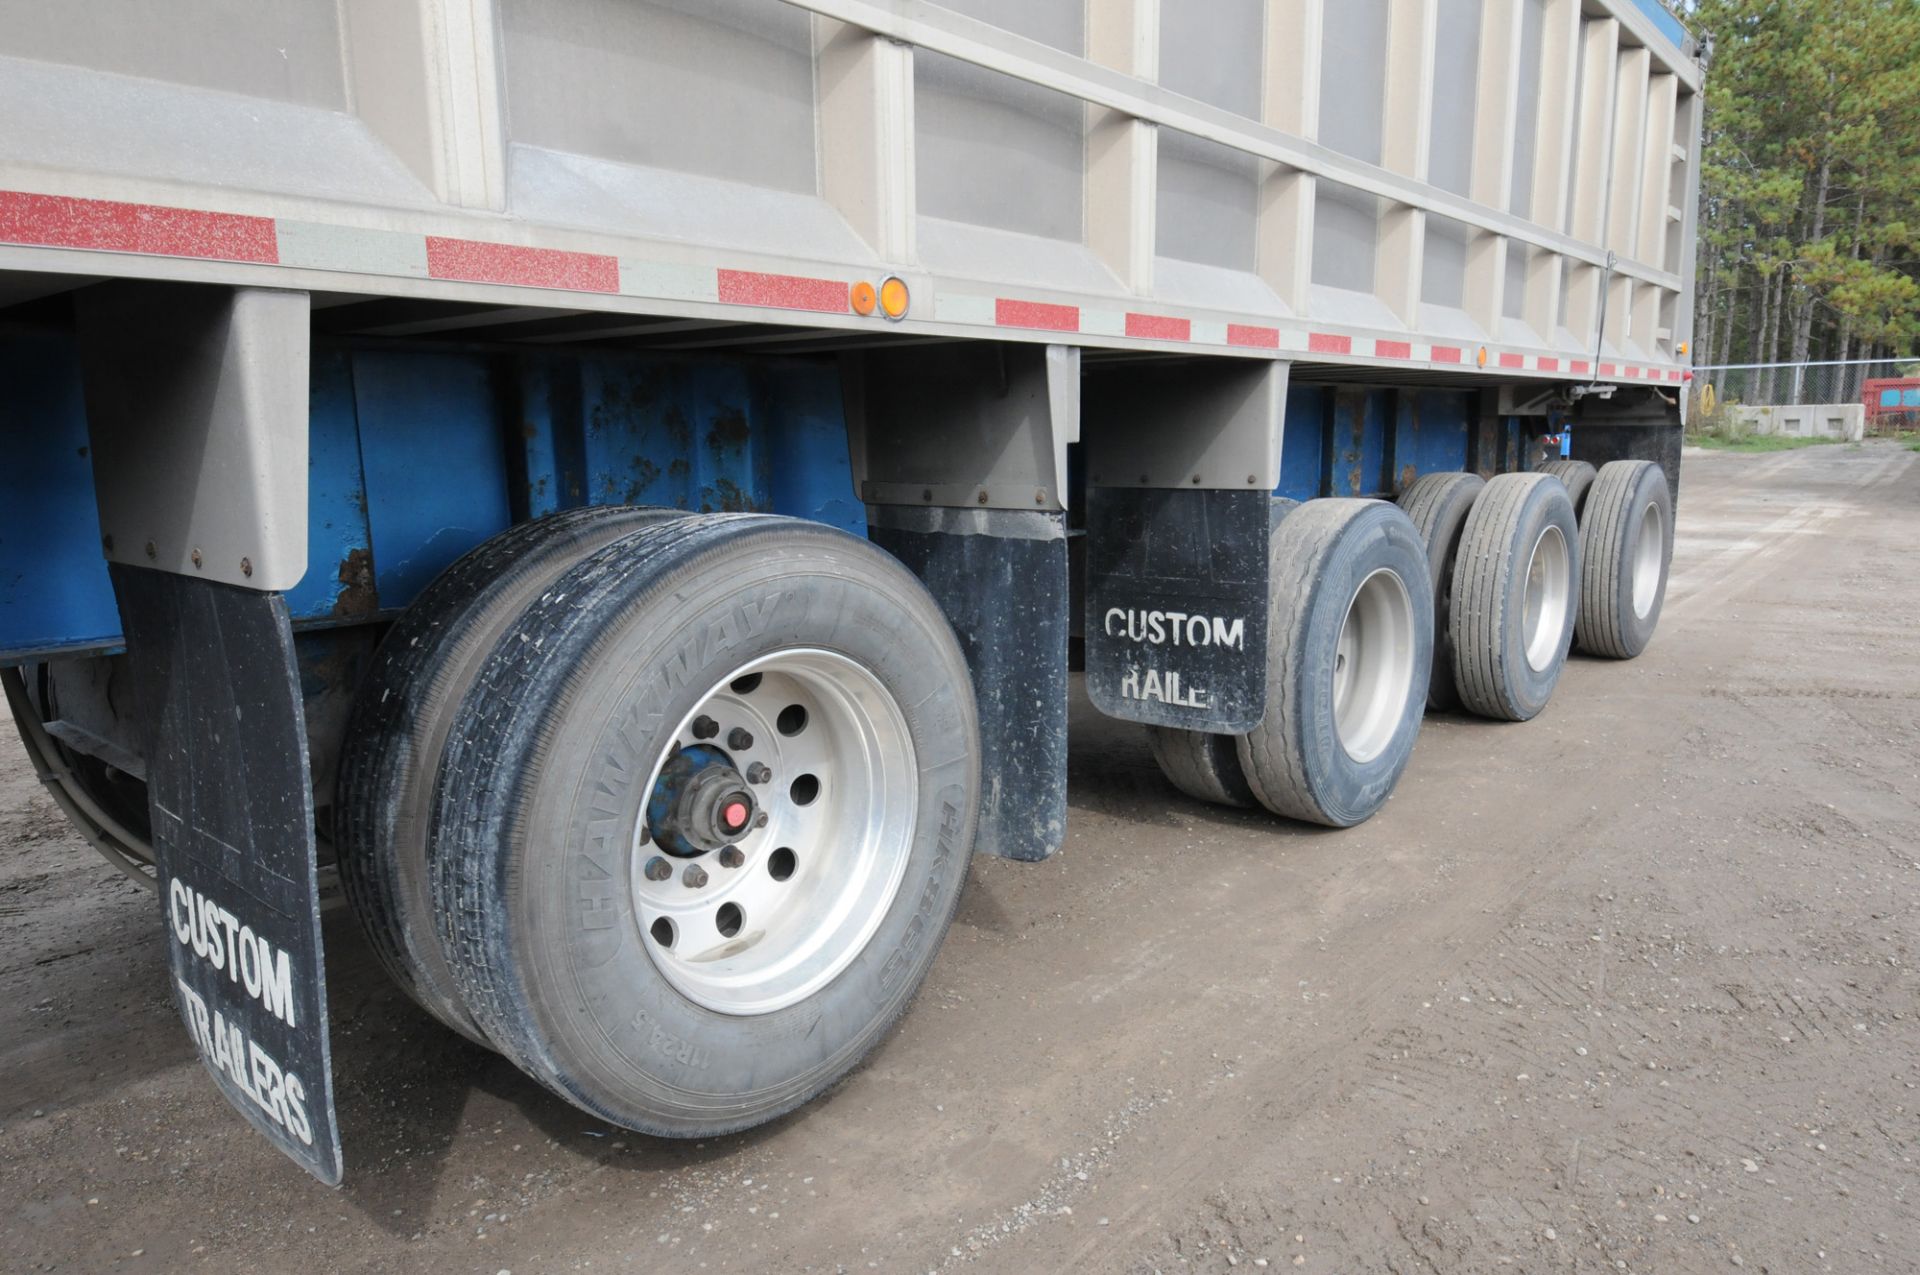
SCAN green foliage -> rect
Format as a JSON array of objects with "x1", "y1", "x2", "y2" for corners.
[
  {"x1": 1693, "y1": 0, "x2": 1920, "y2": 366},
  {"x1": 1685, "y1": 432, "x2": 1848, "y2": 452}
]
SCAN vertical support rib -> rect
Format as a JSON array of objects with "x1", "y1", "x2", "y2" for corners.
[
  {"x1": 817, "y1": 20, "x2": 917, "y2": 264},
  {"x1": 1606, "y1": 46, "x2": 1652, "y2": 260},
  {"x1": 1564, "y1": 16, "x2": 1619, "y2": 348},
  {"x1": 1671, "y1": 87, "x2": 1705, "y2": 364},
  {"x1": 1256, "y1": 0, "x2": 1322, "y2": 314},
  {"x1": 1085, "y1": 0, "x2": 1159, "y2": 292},
  {"x1": 1376, "y1": 0, "x2": 1437, "y2": 327},
  {"x1": 1522, "y1": 0, "x2": 1580, "y2": 340},
  {"x1": 1637, "y1": 72, "x2": 1678, "y2": 268},
  {"x1": 1465, "y1": 0, "x2": 1523, "y2": 335},
  {"x1": 342, "y1": 0, "x2": 507, "y2": 211}
]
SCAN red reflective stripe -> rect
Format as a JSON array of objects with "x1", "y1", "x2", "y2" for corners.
[
  {"x1": 1308, "y1": 332, "x2": 1352, "y2": 355},
  {"x1": 1538, "y1": 357, "x2": 1560, "y2": 372},
  {"x1": 1599, "y1": 363, "x2": 1617, "y2": 376},
  {"x1": 1375, "y1": 339, "x2": 1413, "y2": 360},
  {"x1": 1571, "y1": 360, "x2": 1591, "y2": 374},
  {"x1": 715, "y1": 267, "x2": 846, "y2": 312},
  {"x1": 1431, "y1": 345, "x2": 1464, "y2": 364},
  {"x1": 0, "y1": 190, "x2": 277, "y2": 263},
  {"x1": 425, "y1": 237, "x2": 618, "y2": 293},
  {"x1": 995, "y1": 298, "x2": 1079, "y2": 331},
  {"x1": 1499, "y1": 352, "x2": 1525, "y2": 369},
  {"x1": 1669, "y1": 369, "x2": 1684, "y2": 382},
  {"x1": 1227, "y1": 324, "x2": 1280, "y2": 349},
  {"x1": 1126, "y1": 312, "x2": 1190, "y2": 341}
]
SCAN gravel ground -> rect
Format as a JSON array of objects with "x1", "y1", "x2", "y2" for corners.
[{"x1": 2, "y1": 441, "x2": 1915, "y2": 1274}]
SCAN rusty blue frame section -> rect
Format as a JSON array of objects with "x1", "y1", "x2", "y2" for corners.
[
  {"x1": 0, "y1": 333, "x2": 864, "y2": 661},
  {"x1": 3, "y1": 324, "x2": 1541, "y2": 662}
]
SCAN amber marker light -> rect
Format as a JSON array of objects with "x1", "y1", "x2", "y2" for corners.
[
  {"x1": 1477, "y1": 346, "x2": 1488, "y2": 368},
  {"x1": 850, "y1": 281, "x2": 877, "y2": 316},
  {"x1": 878, "y1": 276, "x2": 910, "y2": 320}
]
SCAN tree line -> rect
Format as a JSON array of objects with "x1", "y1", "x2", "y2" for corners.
[{"x1": 1689, "y1": 0, "x2": 1920, "y2": 391}]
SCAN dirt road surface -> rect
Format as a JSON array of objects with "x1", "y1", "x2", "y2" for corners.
[{"x1": 3, "y1": 442, "x2": 1916, "y2": 1274}]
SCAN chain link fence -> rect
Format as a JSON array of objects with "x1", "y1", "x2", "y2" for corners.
[{"x1": 1690, "y1": 360, "x2": 1920, "y2": 439}]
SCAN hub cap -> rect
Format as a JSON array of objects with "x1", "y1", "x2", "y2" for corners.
[
  {"x1": 1333, "y1": 568, "x2": 1416, "y2": 763},
  {"x1": 1522, "y1": 524, "x2": 1572, "y2": 672},
  {"x1": 1631, "y1": 501, "x2": 1664, "y2": 618},
  {"x1": 633, "y1": 649, "x2": 916, "y2": 1016}
]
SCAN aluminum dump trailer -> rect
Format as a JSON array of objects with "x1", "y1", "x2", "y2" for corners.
[{"x1": 0, "y1": 0, "x2": 1704, "y2": 1182}]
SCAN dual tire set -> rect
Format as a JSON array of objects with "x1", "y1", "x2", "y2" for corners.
[
  {"x1": 1148, "y1": 459, "x2": 1674, "y2": 828},
  {"x1": 335, "y1": 510, "x2": 981, "y2": 1135}
]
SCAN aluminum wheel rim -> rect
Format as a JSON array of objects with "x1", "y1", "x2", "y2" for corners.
[
  {"x1": 632, "y1": 649, "x2": 916, "y2": 1016},
  {"x1": 1522, "y1": 524, "x2": 1572, "y2": 672},
  {"x1": 1631, "y1": 501, "x2": 1664, "y2": 619},
  {"x1": 1333, "y1": 567, "x2": 1416, "y2": 764}
]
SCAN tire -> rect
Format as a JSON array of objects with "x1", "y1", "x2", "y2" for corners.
[
  {"x1": 1449, "y1": 473, "x2": 1580, "y2": 721},
  {"x1": 335, "y1": 505, "x2": 677, "y2": 1044},
  {"x1": 1145, "y1": 726, "x2": 1255, "y2": 808},
  {"x1": 1540, "y1": 459, "x2": 1598, "y2": 520},
  {"x1": 431, "y1": 514, "x2": 980, "y2": 1136},
  {"x1": 1235, "y1": 499, "x2": 1433, "y2": 828},
  {"x1": 1395, "y1": 472, "x2": 1485, "y2": 712},
  {"x1": 1574, "y1": 460, "x2": 1674, "y2": 659}
]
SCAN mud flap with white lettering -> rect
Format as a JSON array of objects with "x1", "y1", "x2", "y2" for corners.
[
  {"x1": 1084, "y1": 487, "x2": 1271, "y2": 732},
  {"x1": 111, "y1": 565, "x2": 342, "y2": 1185}
]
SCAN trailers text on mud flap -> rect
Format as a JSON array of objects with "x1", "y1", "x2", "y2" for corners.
[
  {"x1": 1102, "y1": 607, "x2": 1248, "y2": 708},
  {"x1": 167, "y1": 878, "x2": 316, "y2": 1146}
]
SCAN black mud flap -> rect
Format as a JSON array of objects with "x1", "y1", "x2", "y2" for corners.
[
  {"x1": 1084, "y1": 487, "x2": 1270, "y2": 733},
  {"x1": 112, "y1": 566, "x2": 342, "y2": 1185},
  {"x1": 870, "y1": 506, "x2": 1068, "y2": 862},
  {"x1": 1573, "y1": 387, "x2": 1683, "y2": 511}
]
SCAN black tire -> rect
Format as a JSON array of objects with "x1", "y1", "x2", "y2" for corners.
[
  {"x1": 336, "y1": 505, "x2": 678, "y2": 1044},
  {"x1": 1395, "y1": 471, "x2": 1485, "y2": 712},
  {"x1": 1575, "y1": 460, "x2": 1674, "y2": 659},
  {"x1": 1235, "y1": 500, "x2": 1433, "y2": 828},
  {"x1": 1540, "y1": 459, "x2": 1598, "y2": 520},
  {"x1": 431, "y1": 514, "x2": 980, "y2": 1136},
  {"x1": 1449, "y1": 473, "x2": 1580, "y2": 721},
  {"x1": 1144, "y1": 726, "x2": 1256, "y2": 808}
]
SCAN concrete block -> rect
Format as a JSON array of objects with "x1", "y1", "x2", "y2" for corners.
[{"x1": 1774, "y1": 403, "x2": 1864, "y2": 441}]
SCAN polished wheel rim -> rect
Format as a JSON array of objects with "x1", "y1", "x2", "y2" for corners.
[
  {"x1": 1333, "y1": 567, "x2": 1416, "y2": 763},
  {"x1": 1522, "y1": 524, "x2": 1572, "y2": 671},
  {"x1": 1631, "y1": 501, "x2": 1664, "y2": 619},
  {"x1": 633, "y1": 649, "x2": 916, "y2": 1016}
]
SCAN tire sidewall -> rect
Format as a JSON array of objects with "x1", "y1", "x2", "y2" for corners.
[
  {"x1": 1287, "y1": 505, "x2": 1434, "y2": 827},
  {"x1": 1414, "y1": 476, "x2": 1482, "y2": 712},
  {"x1": 503, "y1": 532, "x2": 977, "y2": 1129},
  {"x1": 1600, "y1": 463, "x2": 1674, "y2": 656},
  {"x1": 1495, "y1": 482, "x2": 1580, "y2": 718}
]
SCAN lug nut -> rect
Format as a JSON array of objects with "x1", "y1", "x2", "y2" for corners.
[
  {"x1": 752, "y1": 811, "x2": 769, "y2": 830},
  {"x1": 682, "y1": 864, "x2": 709, "y2": 888},
  {"x1": 691, "y1": 715, "x2": 719, "y2": 740},
  {"x1": 718, "y1": 845, "x2": 744, "y2": 869},
  {"x1": 745, "y1": 761, "x2": 772, "y2": 785},
  {"x1": 644, "y1": 857, "x2": 672, "y2": 882},
  {"x1": 727, "y1": 727, "x2": 754, "y2": 751}
]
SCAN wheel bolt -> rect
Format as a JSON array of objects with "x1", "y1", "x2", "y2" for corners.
[
  {"x1": 745, "y1": 761, "x2": 772, "y2": 785},
  {"x1": 752, "y1": 811, "x2": 769, "y2": 830},
  {"x1": 644, "y1": 857, "x2": 672, "y2": 882},
  {"x1": 691, "y1": 715, "x2": 719, "y2": 740},
  {"x1": 718, "y1": 845, "x2": 744, "y2": 869},
  {"x1": 728, "y1": 727, "x2": 754, "y2": 751},
  {"x1": 682, "y1": 864, "x2": 709, "y2": 888}
]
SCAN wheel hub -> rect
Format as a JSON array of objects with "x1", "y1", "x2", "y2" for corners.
[
  {"x1": 631, "y1": 649, "x2": 917, "y2": 1017},
  {"x1": 647, "y1": 745, "x2": 756, "y2": 858}
]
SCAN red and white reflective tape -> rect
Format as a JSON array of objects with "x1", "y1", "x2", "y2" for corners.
[{"x1": 0, "y1": 189, "x2": 1686, "y2": 385}]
